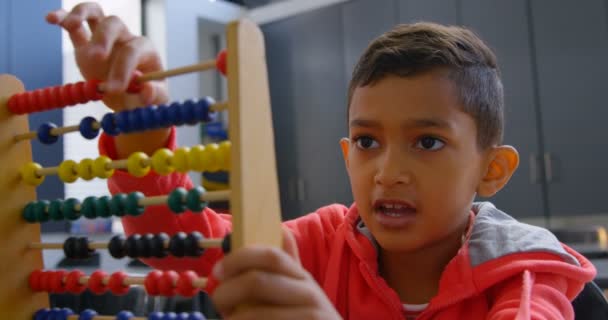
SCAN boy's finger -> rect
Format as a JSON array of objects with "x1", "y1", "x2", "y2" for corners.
[
  {"x1": 215, "y1": 245, "x2": 307, "y2": 281},
  {"x1": 212, "y1": 271, "x2": 318, "y2": 315},
  {"x1": 139, "y1": 81, "x2": 169, "y2": 106},
  {"x1": 105, "y1": 37, "x2": 161, "y2": 92},
  {"x1": 89, "y1": 15, "x2": 134, "y2": 59},
  {"x1": 46, "y1": 9, "x2": 89, "y2": 48},
  {"x1": 282, "y1": 228, "x2": 301, "y2": 264}
]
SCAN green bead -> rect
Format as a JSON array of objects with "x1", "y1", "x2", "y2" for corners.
[
  {"x1": 63, "y1": 198, "x2": 81, "y2": 221},
  {"x1": 126, "y1": 192, "x2": 145, "y2": 216},
  {"x1": 186, "y1": 186, "x2": 207, "y2": 212},
  {"x1": 34, "y1": 200, "x2": 50, "y2": 222},
  {"x1": 48, "y1": 200, "x2": 63, "y2": 221},
  {"x1": 167, "y1": 187, "x2": 187, "y2": 213},
  {"x1": 110, "y1": 193, "x2": 128, "y2": 217},
  {"x1": 96, "y1": 196, "x2": 112, "y2": 218},
  {"x1": 22, "y1": 202, "x2": 37, "y2": 223},
  {"x1": 81, "y1": 196, "x2": 98, "y2": 219}
]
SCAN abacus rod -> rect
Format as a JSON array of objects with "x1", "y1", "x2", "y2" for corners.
[
  {"x1": 29, "y1": 238, "x2": 223, "y2": 251},
  {"x1": 137, "y1": 60, "x2": 217, "y2": 82}
]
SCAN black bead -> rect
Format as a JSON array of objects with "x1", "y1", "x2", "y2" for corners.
[
  {"x1": 75, "y1": 237, "x2": 94, "y2": 259},
  {"x1": 140, "y1": 234, "x2": 155, "y2": 258},
  {"x1": 151, "y1": 233, "x2": 169, "y2": 258},
  {"x1": 109, "y1": 235, "x2": 127, "y2": 259},
  {"x1": 169, "y1": 232, "x2": 187, "y2": 257},
  {"x1": 221, "y1": 233, "x2": 231, "y2": 254},
  {"x1": 126, "y1": 234, "x2": 142, "y2": 258},
  {"x1": 185, "y1": 232, "x2": 204, "y2": 257},
  {"x1": 63, "y1": 236, "x2": 77, "y2": 259}
]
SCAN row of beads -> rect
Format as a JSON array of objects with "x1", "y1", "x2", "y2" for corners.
[
  {"x1": 7, "y1": 80, "x2": 102, "y2": 115},
  {"x1": 108, "y1": 231, "x2": 229, "y2": 259},
  {"x1": 20, "y1": 141, "x2": 230, "y2": 186},
  {"x1": 34, "y1": 308, "x2": 207, "y2": 320},
  {"x1": 29, "y1": 269, "x2": 207, "y2": 297},
  {"x1": 101, "y1": 98, "x2": 216, "y2": 136},
  {"x1": 32, "y1": 98, "x2": 218, "y2": 145},
  {"x1": 22, "y1": 187, "x2": 216, "y2": 223}
]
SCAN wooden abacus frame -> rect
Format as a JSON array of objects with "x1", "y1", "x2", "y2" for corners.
[{"x1": 0, "y1": 19, "x2": 282, "y2": 319}]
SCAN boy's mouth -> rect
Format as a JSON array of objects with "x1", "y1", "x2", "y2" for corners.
[{"x1": 372, "y1": 199, "x2": 417, "y2": 228}]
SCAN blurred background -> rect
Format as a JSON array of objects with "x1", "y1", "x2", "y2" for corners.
[{"x1": 2, "y1": 0, "x2": 608, "y2": 316}]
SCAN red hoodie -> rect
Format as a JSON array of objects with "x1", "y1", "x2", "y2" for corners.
[{"x1": 100, "y1": 129, "x2": 596, "y2": 319}]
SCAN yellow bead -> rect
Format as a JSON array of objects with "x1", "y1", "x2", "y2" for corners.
[
  {"x1": 93, "y1": 156, "x2": 114, "y2": 178},
  {"x1": 188, "y1": 145, "x2": 206, "y2": 171},
  {"x1": 58, "y1": 160, "x2": 79, "y2": 183},
  {"x1": 20, "y1": 162, "x2": 45, "y2": 186},
  {"x1": 127, "y1": 152, "x2": 151, "y2": 177},
  {"x1": 151, "y1": 148, "x2": 174, "y2": 175},
  {"x1": 206, "y1": 143, "x2": 221, "y2": 172},
  {"x1": 77, "y1": 158, "x2": 95, "y2": 181},
  {"x1": 218, "y1": 141, "x2": 231, "y2": 171},
  {"x1": 173, "y1": 147, "x2": 190, "y2": 173}
]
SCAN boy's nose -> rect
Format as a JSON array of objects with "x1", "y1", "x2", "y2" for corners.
[{"x1": 374, "y1": 152, "x2": 412, "y2": 187}]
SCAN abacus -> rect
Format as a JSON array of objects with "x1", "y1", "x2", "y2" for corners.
[{"x1": 0, "y1": 19, "x2": 282, "y2": 319}]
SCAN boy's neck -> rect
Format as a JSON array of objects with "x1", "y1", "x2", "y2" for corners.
[{"x1": 378, "y1": 223, "x2": 467, "y2": 304}]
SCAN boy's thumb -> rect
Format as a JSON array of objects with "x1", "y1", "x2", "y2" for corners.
[{"x1": 282, "y1": 228, "x2": 301, "y2": 264}]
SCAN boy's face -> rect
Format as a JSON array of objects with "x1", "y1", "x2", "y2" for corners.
[{"x1": 342, "y1": 69, "x2": 489, "y2": 252}]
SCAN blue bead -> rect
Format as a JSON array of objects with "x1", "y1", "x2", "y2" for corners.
[
  {"x1": 141, "y1": 106, "x2": 159, "y2": 130},
  {"x1": 79, "y1": 309, "x2": 98, "y2": 320},
  {"x1": 156, "y1": 105, "x2": 172, "y2": 127},
  {"x1": 193, "y1": 98, "x2": 210, "y2": 123},
  {"x1": 115, "y1": 111, "x2": 132, "y2": 133},
  {"x1": 167, "y1": 102, "x2": 184, "y2": 126},
  {"x1": 188, "y1": 312, "x2": 205, "y2": 320},
  {"x1": 116, "y1": 310, "x2": 134, "y2": 320},
  {"x1": 203, "y1": 97, "x2": 216, "y2": 122},
  {"x1": 163, "y1": 312, "x2": 177, "y2": 320},
  {"x1": 57, "y1": 308, "x2": 74, "y2": 320},
  {"x1": 148, "y1": 312, "x2": 164, "y2": 320},
  {"x1": 128, "y1": 108, "x2": 145, "y2": 131},
  {"x1": 79, "y1": 116, "x2": 101, "y2": 139},
  {"x1": 49, "y1": 307, "x2": 62, "y2": 320},
  {"x1": 34, "y1": 308, "x2": 49, "y2": 320},
  {"x1": 101, "y1": 113, "x2": 120, "y2": 136},
  {"x1": 37, "y1": 122, "x2": 59, "y2": 145},
  {"x1": 181, "y1": 99, "x2": 197, "y2": 125}
]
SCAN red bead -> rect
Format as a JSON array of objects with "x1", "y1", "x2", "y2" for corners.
[
  {"x1": 50, "y1": 270, "x2": 68, "y2": 293},
  {"x1": 28, "y1": 270, "x2": 43, "y2": 291},
  {"x1": 158, "y1": 271, "x2": 179, "y2": 296},
  {"x1": 65, "y1": 270, "x2": 86, "y2": 294},
  {"x1": 126, "y1": 71, "x2": 144, "y2": 93},
  {"x1": 216, "y1": 50, "x2": 227, "y2": 76},
  {"x1": 88, "y1": 270, "x2": 109, "y2": 295},
  {"x1": 144, "y1": 270, "x2": 163, "y2": 296},
  {"x1": 176, "y1": 271, "x2": 199, "y2": 297},
  {"x1": 39, "y1": 271, "x2": 53, "y2": 292},
  {"x1": 108, "y1": 271, "x2": 130, "y2": 295}
]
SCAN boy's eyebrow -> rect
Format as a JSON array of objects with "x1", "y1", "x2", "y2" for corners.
[{"x1": 349, "y1": 117, "x2": 453, "y2": 130}]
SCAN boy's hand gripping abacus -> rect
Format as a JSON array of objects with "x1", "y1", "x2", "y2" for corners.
[{"x1": 0, "y1": 19, "x2": 282, "y2": 319}]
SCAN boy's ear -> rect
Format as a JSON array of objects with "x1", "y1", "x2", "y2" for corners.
[
  {"x1": 340, "y1": 138, "x2": 350, "y2": 169},
  {"x1": 477, "y1": 145, "x2": 519, "y2": 197}
]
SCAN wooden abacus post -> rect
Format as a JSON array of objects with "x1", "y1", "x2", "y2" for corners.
[
  {"x1": 0, "y1": 75, "x2": 48, "y2": 318},
  {"x1": 226, "y1": 20, "x2": 282, "y2": 250}
]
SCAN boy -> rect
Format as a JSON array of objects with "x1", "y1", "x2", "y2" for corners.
[{"x1": 47, "y1": 3, "x2": 596, "y2": 319}]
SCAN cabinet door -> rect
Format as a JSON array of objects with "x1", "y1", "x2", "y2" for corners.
[
  {"x1": 343, "y1": 0, "x2": 397, "y2": 79},
  {"x1": 531, "y1": 0, "x2": 608, "y2": 216},
  {"x1": 263, "y1": 4, "x2": 351, "y2": 218},
  {"x1": 398, "y1": 0, "x2": 459, "y2": 25},
  {"x1": 461, "y1": 0, "x2": 545, "y2": 218}
]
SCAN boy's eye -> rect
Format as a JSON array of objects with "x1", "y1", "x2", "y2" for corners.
[
  {"x1": 354, "y1": 136, "x2": 379, "y2": 149},
  {"x1": 415, "y1": 136, "x2": 445, "y2": 151}
]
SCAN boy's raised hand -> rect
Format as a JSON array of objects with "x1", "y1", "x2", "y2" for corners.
[
  {"x1": 211, "y1": 230, "x2": 342, "y2": 320},
  {"x1": 46, "y1": 2, "x2": 168, "y2": 111}
]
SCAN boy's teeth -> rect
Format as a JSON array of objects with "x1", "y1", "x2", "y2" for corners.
[{"x1": 385, "y1": 203, "x2": 394, "y2": 209}]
